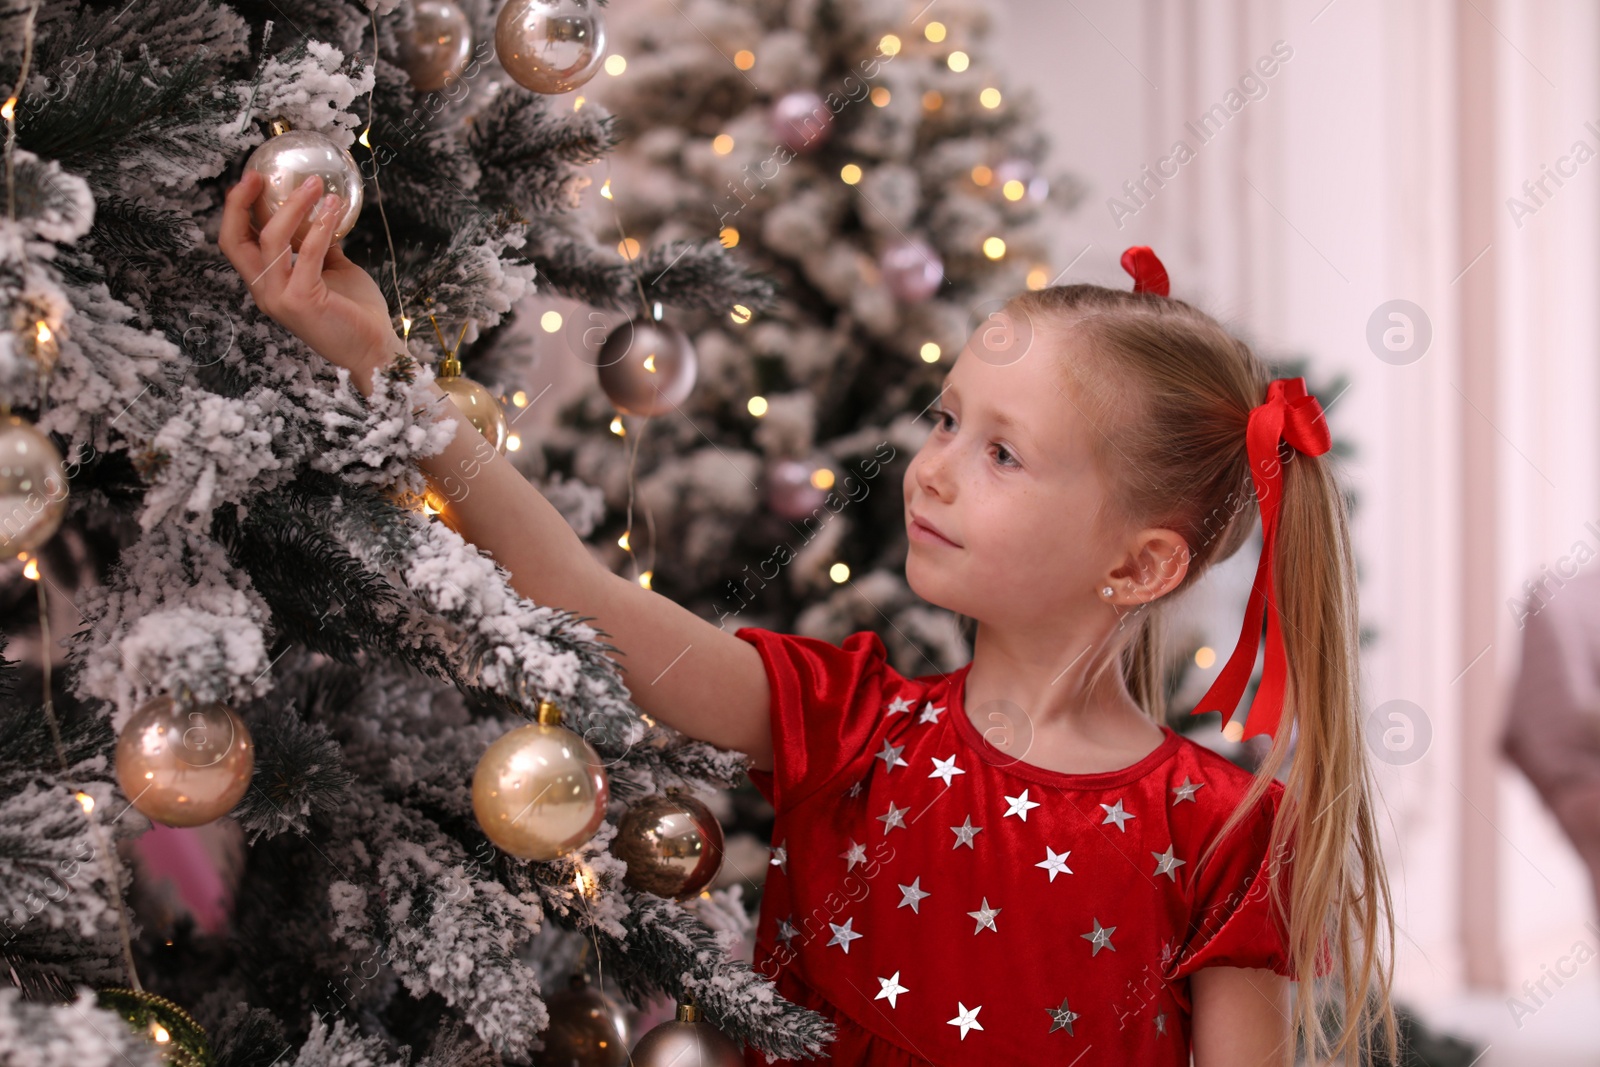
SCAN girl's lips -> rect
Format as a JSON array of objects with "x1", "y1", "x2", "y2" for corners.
[{"x1": 908, "y1": 516, "x2": 961, "y2": 548}]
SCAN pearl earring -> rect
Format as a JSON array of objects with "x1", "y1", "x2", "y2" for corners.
[{"x1": 1101, "y1": 586, "x2": 1114, "y2": 597}]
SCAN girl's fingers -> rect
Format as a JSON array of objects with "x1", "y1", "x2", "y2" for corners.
[
  {"x1": 256, "y1": 175, "x2": 323, "y2": 285},
  {"x1": 218, "y1": 172, "x2": 265, "y2": 278},
  {"x1": 288, "y1": 194, "x2": 341, "y2": 296}
]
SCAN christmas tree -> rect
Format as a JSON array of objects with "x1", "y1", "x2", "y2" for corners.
[
  {"x1": 0, "y1": 0, "x2": 834, "y2": 1061},
  {"x1": 550, "y1": 0, "x2": 1082, "y2": 678}
]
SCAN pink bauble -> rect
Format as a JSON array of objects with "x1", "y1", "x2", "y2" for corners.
[
  {"x1": 770, "y1": 91, "x2": 833, "y2": 153},
  {"x1": 880, "y1": 237, "x2": 944, "y2": 303},
  {"x1": 596, "y1": 317, "x2": 698, "y2": 417},
  {"x1": 764, "y1": 459, "x2": 829, "y2": 521}
]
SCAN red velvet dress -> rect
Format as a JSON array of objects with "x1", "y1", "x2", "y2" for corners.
[{"x1": 736, "y1": 627, "x2": 1294, "y2": 1067}]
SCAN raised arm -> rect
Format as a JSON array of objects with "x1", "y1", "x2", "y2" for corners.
[{"x1": 217, "y1": 171, "x2": 775, "y2": 769}]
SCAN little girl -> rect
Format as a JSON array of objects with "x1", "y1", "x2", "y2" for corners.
[{"x1": 220, "y1": 174, "x2": 1397, "y2": 1066}]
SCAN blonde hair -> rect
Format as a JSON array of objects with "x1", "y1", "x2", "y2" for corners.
[{"x1": 1000, "y1": 283, "x2": 1397, "y2": 1062}]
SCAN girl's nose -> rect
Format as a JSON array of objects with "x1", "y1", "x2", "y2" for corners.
[{"x1": 914, "y1": 442, "x2": 953, "y2": 501}]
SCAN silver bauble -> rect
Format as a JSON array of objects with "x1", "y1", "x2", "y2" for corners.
[
  {"x1": 472, "y1": 701, "x2": 609, "y2": 860},
  {"x1": 494, "y1": 0, "x2": 607, "y2": 94},
  {"x1": 880, "y1": 237, "x2": 944, "y2": 302},
  {"x1": 0, "y1": 413, "x2": 67, "y2": 556},
  {"x1": 244, "y1": 128, "x2": 364, "y2": 249},
  {"x1": 401, "y1": 0, "x2": 474, "y2": 92},
  {"x1": 770, "y1": 90, "x2": 832, "y2": 153},
  {"x1": 596, "y1": 317, "x2": 697, "y2": 417},
  {"x1": 115, "y1": 694, "x2": 255, "y2": 828},
  {"x1": 612, "y1": 791, "x2": 724, "y2": 901},
  {"x1": 631, "y1": 1005, "x2": 742, "y2": 1067}
]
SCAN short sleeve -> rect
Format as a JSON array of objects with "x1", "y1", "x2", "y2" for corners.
[
  {"x1": 1167, "y1": 782, "x2": 1297, "y2": 981},
  {"x1": 735, "y1": 627, "x2": 889, "y2": 813}
]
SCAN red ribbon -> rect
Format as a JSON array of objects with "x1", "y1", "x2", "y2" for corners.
[
  {"x1": 1193, "y1": 377, "x2": 1332, "y2": 741},
  {"x1": 1120, "y1": 245, "x2": 1170, "y2": 296}
]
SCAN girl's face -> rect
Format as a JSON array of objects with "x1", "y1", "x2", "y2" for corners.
[{"x1": 902, "y1": 326, "x2": 1131, "y2": 630}]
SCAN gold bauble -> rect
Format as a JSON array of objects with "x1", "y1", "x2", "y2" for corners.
[
  {"x1": 612, "y1": 791, "x2": 724, "y2": 900},
  {"x1": 115, "y1": 694, "x2": 254, "y2": 827},
  {"x1": 401, "y1": 0, "x2": 474, "y2": 92},
  {"x1": 436, "y1": 362, "x2": 508, "y2": 452},
  {"x1": 631, "y1": 1003, "x2": 742, "y2": 1067},
  {"x1": 472, "y1": 700, "x2": 608, "y2": 860},
  {"x1": 494, "y1": 0, "x2": 607, "y2": 94},
  {"x1": 533, "y1": 971, "x2": 631, "y2": 1066},
  {"x1": 0, "y1": 412, "x2": 68, "y2": 555},
  {"x1": 96, "y1": 986, "x2": 212, "y2": 1067},
  {"x1": 243, "y1": 126, "x2": 364, "y2": 250}
]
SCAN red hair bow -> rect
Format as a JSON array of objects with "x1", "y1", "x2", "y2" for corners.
[
  {"x1": 1194, "y1": 377, "x2": 1332, "y2": 742},
  {"x1": 1120, "y1": 245, "x2": 1170, "y2": 296}
]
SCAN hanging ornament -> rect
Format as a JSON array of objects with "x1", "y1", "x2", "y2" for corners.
[
  {"x1": 534, "y1": 971, "x2": 632, "y2": 1067},
  {"x1": 631, "y1": 1002, "x2": 742, "y2": 1067},
  {"x1": 243, "y1": 120, "x2": 364, "y2": 251},
  {"x1": 473, "y1": 698, "x2": 609, "y2": 860},
  {"x1": 494, "y1": 0, "x2": 607, "y2": 94},
  {"x1": 0, "y1": 412, "x2": 67, "y2": 556},
  {"x1": 96, "y1": 986, "x2": 212, "y2": 1067},
  {"x1": 763, "y1": 458, "x2": 831, "y2": 522},
  {"x1": 611, "y1": 790, "x2": 724, "y2": 901},
  {"x1": 115, "y1": 694, "x2": 255, "y2": 828},
  {"x1": 596, "y1": 316, "x2": 697, "y2": 417},
  {"x1": 993, "y1": 158, "x2": 1049, "y2": 204},
  {"x1": 435, "y1": 354, "x2": 509, "y2": 452},
  {"x1": 769, "y1": 90, "x2": 833, "y2": 154},
  {"x1": 401, "y1": 0, "x2": 474, "y2": 92},
  {"x1": 879, "y1": 237, "x2": 944, "y2": 303}
]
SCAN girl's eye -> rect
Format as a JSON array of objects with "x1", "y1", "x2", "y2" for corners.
[
  {"x1": 992, "y1": 444, "x2": 1018, "y2": 468},
  {"x1": 930, "y1": 407, "x2": 1019, "y2": 469}
]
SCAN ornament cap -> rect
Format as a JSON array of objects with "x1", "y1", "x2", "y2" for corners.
[
  {"x1": 536, "y1": 698, "x2": 563, "y2": 726},
  {"x1": 269, "y1": 116, "x2": 292, "y2": 137},
  {"x1": 439, "y1": 354, "x2": 462, "y2": 378},
  {"x1": 677, "y1": 1001, "x2": 700, "y2": 1023}
]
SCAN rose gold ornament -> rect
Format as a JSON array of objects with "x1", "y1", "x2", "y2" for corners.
[
  {"x1": 244, "y1": 123, "x2": 364, "y2": 250},
  {"x1": 494, "y1": 0, "x2": 607, "y2": 94},
  {"x1": 0, "y1": 413, "x2": 67, "y2": 555},
  {"x1": 401, "y1": 0, "x2": 474, "y2": 92},
  {"x1": 115, "y1": 694, "x2": 254, "y2": 828},
  {"x1": 631, "y1": 1002, "x2": 742, "y2": 1067},
  {"x1": 595, "y1": 316, "x2": 697, "y2": 417},
  {"x1": 472, "y1": 699, "x2": 609, "y2": 860},
  {"x1": 612, "y1": 791, "x2": 724, "y2": 900}
]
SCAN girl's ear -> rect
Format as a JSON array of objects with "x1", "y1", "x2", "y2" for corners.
[{"x1": 1107, "y1": 528, "x2": 1191, "y2": 604}]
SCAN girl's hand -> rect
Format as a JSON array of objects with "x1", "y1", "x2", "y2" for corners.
[{"x1": 219, "y1": 170, "x2": 402, "y2": 386}]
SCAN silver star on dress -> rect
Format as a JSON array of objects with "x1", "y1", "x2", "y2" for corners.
[
  {"x1": 1171, "y1": 776, "x2": 1205, "y2": 804},
  {"x1": 1100, "y1": 798, "x2": 1135, "y2": 831},
  {"x1": 929, "y1": 754, "x2": 966, "y2": 786},
  {"x1": 876, "y1": 971, "x2": 909, "y2": 1009},
  {"x1": 967, "y1": 897, "x2": 1001, "y2": 934},
  {"x1": 1003, "y1": 788, "x2": 1041, "y2": 822},
  {"x1": 898, "y1": 877, "x2": 931, "y2": 913},
  {"x1": 1154, "y1": 1009, "x2": 1169, "y2": 1035},
  {"x1": 827, "y1": 917, "x2": 862, "y2": 954},
  {"x1": 887, "y1": 695, "x2": 916, "y2": 715},
  {"x1": 918, "y1": 701, "x2": 946, "y2": 724},
  {"x1": 841, "y1": 839, "x2": 868, "y2": 871},
  {"x1": 769, "y1": 843, "x2": 787, "y2": 874},
  {"x1": 1036, "y1": 846, "x2": 1073, "y2": 882},
  {"x1": 876, "y1": 738, "x2": 909, "y2": 773},
  {"x1": 877, "y1": 800, "x2": 910, "y2": 834},
  {"x1": 846, "y1": 778, "x2": 867, "y2": 798},
  {"x1": 777, "y1": 916, "x2": 799, "y2": 946},
  {"x1": 947, "y1": 1002, "x2": 984, "y2": 1040},
  {"x1": 1152, "y1": 845, "x2": 1186, "y2": 881},
  {"x1": 950, "y1": 815, "x2": 983, "y2": 849},
  {"x1": 1081, "y1": 918, "x2": 1117, "y2": 956},
  {"x1": 1047, "y1": 996, "x2": 1080, "y2": 1035}
]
